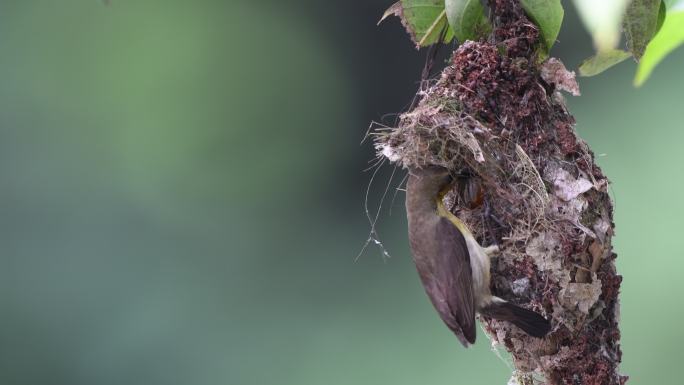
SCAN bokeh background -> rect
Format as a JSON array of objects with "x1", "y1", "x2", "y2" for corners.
[{"x1": 1, "y1": 1, "x2": 681, "y2": 384}]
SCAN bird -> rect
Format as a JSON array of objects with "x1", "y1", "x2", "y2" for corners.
[{"x1": 405, "y1": 165, "x2": 551, "y2": 346}]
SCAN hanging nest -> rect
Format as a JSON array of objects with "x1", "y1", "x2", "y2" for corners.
[{"x1": 374, "y1": 1, "x2": 625, "y2": 384}]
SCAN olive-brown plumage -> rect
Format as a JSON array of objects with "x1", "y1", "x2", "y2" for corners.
[{"x1": 406, "y1": 166, "x2": 551, "y2": 346}]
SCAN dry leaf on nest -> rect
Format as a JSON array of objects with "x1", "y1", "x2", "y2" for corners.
[
  {"x1": 545, "y1": 167, "x2": 593, "y2": 201},
  {"x1": 526, "y1": 231, "x2": 562, "y2": 272},
  {"x1": 541, "y1": 58, "x2": 580, "y2": 96},
  {"x1": 559, "y1": 274, "x2": 603, "y2": 314}
]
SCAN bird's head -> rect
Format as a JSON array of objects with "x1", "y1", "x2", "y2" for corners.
[{"x1": 407, "y1": 166, "x2": 454, "y2": 200}]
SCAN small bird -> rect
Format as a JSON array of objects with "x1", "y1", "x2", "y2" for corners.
[{"x1": 405, "y1": 166, "x2": 551, "y2": 346}]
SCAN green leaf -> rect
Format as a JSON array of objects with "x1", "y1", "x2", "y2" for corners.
[
  {"x1": 417, "y1": 10, "x2": 452, "y2": 47},
  {"x1": 573, "y1": 0, "x2": 630, "y2": 51},
  {"x1": 624, "y1": 0, "x2": 663, "y2": 59},
  {"x1": 445, "y1": 0, "x2": 491, "y2": 43},
  {"x1": 578, "y1": 49, "x2": 632, "y2": 77},
  {"x1": 520, "y1": 0, "x2": 564, "y2": 51},
  {"x1": 379, "y1": 1, "x2": 455, "y2": 48},
  {"x1": 664, "y1": 0, "x2": 684, "y2": 7},
  {"x1": 635, "y1": 8, "x2": 684, "y2": 86},
  {"x1": 656, "y1": 1, "x2": 667, "y2": 32}
]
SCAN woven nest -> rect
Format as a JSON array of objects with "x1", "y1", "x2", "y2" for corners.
[{"x1": 373, "y1": 37, "x2": 622, "y2": 384}]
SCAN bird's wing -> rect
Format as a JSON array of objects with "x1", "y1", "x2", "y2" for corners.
[{"x1": 432, "y1": 216, "x2": 476, "y2": 345}]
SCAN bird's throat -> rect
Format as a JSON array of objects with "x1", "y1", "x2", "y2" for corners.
[{"x1": 435, "y1": 191, "x2": 469, "y2": 236}]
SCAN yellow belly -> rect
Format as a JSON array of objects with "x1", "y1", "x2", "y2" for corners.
[{"x1": 436, "y1": 198, "x2": 492, "y2": 308}]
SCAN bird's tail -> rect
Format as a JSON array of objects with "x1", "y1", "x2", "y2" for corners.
[{"x1": 480, "y1": 300, "x2": 551, "y2": 338}]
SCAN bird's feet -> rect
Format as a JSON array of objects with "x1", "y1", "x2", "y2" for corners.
[{"x1": 483, "y1": 245, "x2": 500, "y2": 258}]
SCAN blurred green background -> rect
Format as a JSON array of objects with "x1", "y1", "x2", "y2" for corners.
[{"x1": 0, "y1": 1, "x2": 681, "y2": 384}]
